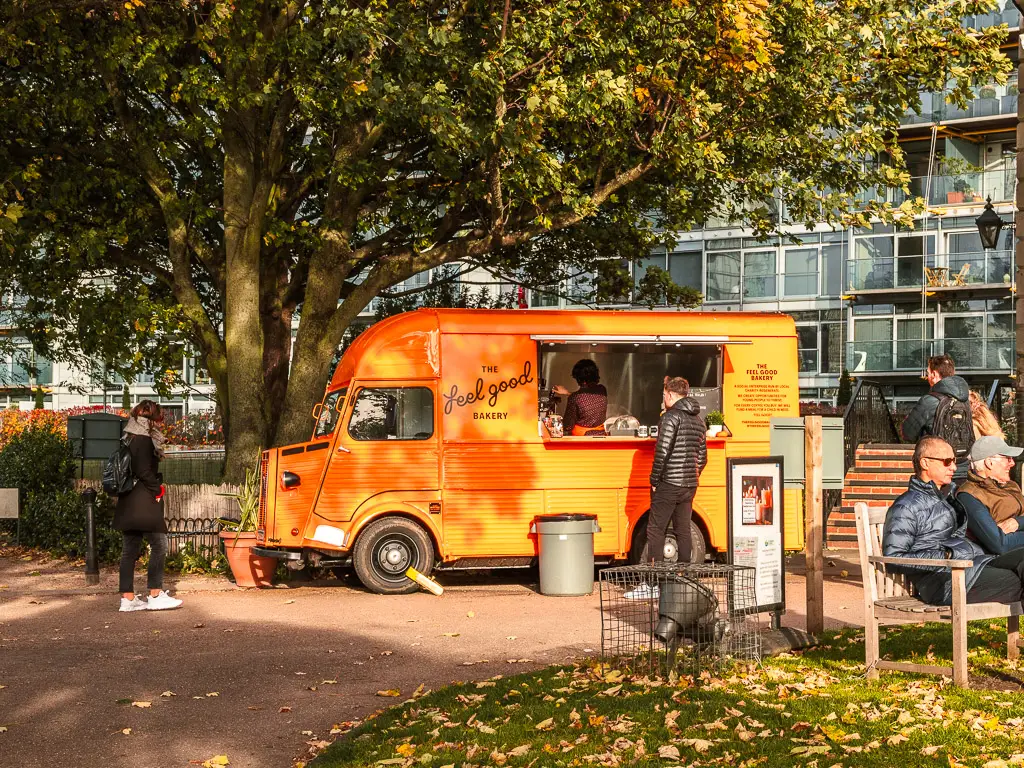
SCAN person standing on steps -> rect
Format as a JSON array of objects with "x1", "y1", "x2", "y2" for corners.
[
  {"x1": 901, "y1": 354, "x2": 974, "y2": 481},
  {"x1": 624, "y1": 377, "x2": 707, "y2": 600},
  {"x1": 113, "y1": 400, "x2": 182, "y2": 612}
]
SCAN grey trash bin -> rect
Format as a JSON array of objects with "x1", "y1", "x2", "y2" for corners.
[{"x1": 531, "y1": 514, "x2": 601, "y2": 596}]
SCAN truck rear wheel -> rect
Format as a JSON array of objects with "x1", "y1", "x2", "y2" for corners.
[
  {"x1": 629, "y1": 518, "x2": 707, "y2": 565},
  {"x1": 352, "y1": 517, "x2": 435, "y2": 595}
]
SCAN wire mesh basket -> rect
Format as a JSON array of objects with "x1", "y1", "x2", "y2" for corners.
[{"x1": 599, "y1": 563, "x2": 763, "y2": 678}]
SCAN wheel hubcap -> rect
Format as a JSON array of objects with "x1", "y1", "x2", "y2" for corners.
[
  {"x1": 375, "y1": 537, "x2": 414, "y2": 578},
  {"x1": 663, "y1": 537, "x2": 678, "y2": 562}
]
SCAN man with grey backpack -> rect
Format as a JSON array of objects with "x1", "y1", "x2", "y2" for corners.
[
  {"x1": 901, "y1": 354, "x2": 974, "y2": 481},
  {"x1": 111, "y1": 400, "x2": 182, "y2": 612}
]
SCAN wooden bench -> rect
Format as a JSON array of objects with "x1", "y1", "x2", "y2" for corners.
[{"x1": 855, "y1": 501, "x2": 1022, "y2": 687}]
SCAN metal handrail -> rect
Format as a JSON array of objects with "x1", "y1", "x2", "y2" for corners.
[{"x1": 843, "y1": 379, "x2": 902, "y2": 472}]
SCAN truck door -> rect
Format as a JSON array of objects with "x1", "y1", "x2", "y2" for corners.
[{"x1": 314, "y1": 382, "x2": 440, "y2": 523}]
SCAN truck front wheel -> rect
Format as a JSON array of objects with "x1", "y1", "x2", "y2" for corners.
[{"x1": 352, "y1": 517, "x2": 435, "y2": 595}]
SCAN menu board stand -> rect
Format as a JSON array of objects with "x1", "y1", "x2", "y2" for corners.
[{"x1": 726, "y1": 456, "x2": 785, "y2": 629}]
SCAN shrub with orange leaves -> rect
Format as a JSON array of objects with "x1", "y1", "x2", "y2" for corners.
[{"x1": 0, "y1": 409, "x2": 67, "y2": 453}]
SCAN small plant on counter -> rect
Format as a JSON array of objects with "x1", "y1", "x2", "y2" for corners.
[{"x1": 705, "y1": 410, "x2": 726, "y2": 426}]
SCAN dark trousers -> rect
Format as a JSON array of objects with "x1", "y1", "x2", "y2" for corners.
[
  {"x1": 967, "y1": 548, "x2": 1024, "y2": 604},
  {"x1": 647, "y1": 483, "x2": 696, "y2": 562},
  {"x1": 119, "y1": 531, "x2": 167, "y2": 594}
]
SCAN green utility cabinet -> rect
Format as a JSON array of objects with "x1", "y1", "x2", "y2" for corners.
[{"x1": 769, "y1": 417, "x2": 845, "y2": 489}]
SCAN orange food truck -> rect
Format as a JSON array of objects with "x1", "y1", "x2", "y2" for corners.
[{"x1": 253, "y1": 309, "x2": 801, "y2": 593}]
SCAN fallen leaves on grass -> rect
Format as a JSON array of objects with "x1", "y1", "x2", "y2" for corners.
[
  {"x1": 657, "y1": 744, "x2": 680, "y2": 759},
  {"x1": 376, "y1": 689, "x2": 401, "y2": 697},
  {"x1": 535, "y1": 717, "x2": 555, "y2": 731}
]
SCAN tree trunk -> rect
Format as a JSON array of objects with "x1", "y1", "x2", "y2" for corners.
[
  {"x1": 222, "y1": 128, "x2": 268, "y2": 482},
  {"x1": 262, "y1": 257, "x2": 293, "y2": 443}
]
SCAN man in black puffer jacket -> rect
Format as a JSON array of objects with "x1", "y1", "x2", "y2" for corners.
[
  {"x1": 647, "y1": 376, "x2": 707, "y2": 564},
  {"x1": 883, "y1": 436, "x2": 1024, "y2": 606}
]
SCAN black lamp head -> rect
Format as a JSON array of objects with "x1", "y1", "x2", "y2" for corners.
[{"x1": 975, "y1": 197, "x2": 1004, "y2": 251}]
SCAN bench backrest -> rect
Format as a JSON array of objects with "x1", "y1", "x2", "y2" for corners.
[{"x1": 855, "y1": 501, "x2": 914, "y2": 602}]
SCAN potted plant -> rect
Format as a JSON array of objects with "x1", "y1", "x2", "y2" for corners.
[
  {"x1": 948, "y1": 177, "x2": 968, "y2": 204},
  {"x1": 975, "y1": 85, "x2": 999, "y2": 117},
  {"x1": 705, "y1": 409, "x2": 726, "y2": 437},
  {"x1": 218, "y1": 456, "x2": 276, "y2": 588}
]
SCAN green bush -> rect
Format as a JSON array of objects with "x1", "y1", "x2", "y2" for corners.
[
  {"x1": 17, "y1": 489, "x2": 121, "y2": 562},
  {"x1": 0, "y1": 426, "x2": 75, "y2": 495}
]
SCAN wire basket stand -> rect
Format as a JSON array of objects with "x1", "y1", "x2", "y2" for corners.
[{"x1": 599, "y1": 562, "x2": 763, "y2": 678}]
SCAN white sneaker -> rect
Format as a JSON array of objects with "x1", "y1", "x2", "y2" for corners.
[
  {"x1": 146, "y1": 591, "x2": 183, "y2": 611},
  {"x1": 119, "y1": 596, "x2": 147, "y2": 612},
  {"x1": 623, "y1": 583, "x2": 660, "y2": 600}
]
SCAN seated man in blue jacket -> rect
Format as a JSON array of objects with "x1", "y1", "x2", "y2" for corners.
[
  {"x1": 882, "y1": 436, "x2": 1024, "y2": 605},
  {"x1": 957, "y1": 435, "x2": 1024, "y2": 556}
]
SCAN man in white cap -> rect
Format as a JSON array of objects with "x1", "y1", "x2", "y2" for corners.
[{"x1": 957, "y1": 435, "x2": 1024, "y2": 556}]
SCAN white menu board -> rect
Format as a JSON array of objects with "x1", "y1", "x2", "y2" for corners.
[{"x1": 727, "y1": 457, "x2": 785, "y2": 616}]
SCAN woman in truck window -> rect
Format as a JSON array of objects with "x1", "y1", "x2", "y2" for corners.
[{"x1": 552, "y1": 359, "x2": 607, "y2": 436}]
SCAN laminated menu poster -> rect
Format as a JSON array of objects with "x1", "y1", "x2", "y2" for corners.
[{"x1": 727, "y1": 456, "x2": 785, "y2": 615}]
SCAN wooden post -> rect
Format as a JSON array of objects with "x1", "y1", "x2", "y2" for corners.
[{"x1": 804, "y1": 415, "x2": 824, "y2": 635}]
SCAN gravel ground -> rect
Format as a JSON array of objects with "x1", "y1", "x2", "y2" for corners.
[{"x1": 0, "y1": 549, "x2": 865, "y2": 768}]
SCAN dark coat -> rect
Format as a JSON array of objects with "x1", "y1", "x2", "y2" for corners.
[
  {"x1": 900, "y1": 375, "x2": 970, "y2": 443},
  {"x1": 650, "y1": 397, "x2": 707, "y2": 488},
  {"x1": 113, "y1": 435, "x2": 166, "y2": 533},
  {"x1": 881, "y1": 476, "x2": 993, "y2": 605}
]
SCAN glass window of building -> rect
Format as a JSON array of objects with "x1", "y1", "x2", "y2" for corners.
[
  {"x1": 821, "y1": 241, "x2": 845, "y2": 296},
  {"x1": 706, "y1": 251, "x2": 740, "y2": 301},
  {"x1": 895, "y1": 234, "x2": 935, "y2": 288},
  {"x1": 668, "y1": 246, "x2": 703, "y2": 291},
  {"x1": 796, "y1": 325, "x2": 818, "y2": 373},
  {"x1": 851, "y1": 235, "x2": 894, "y2": 290},
  {"x1": 852, "y1": 318, "x2": 894, "y2": 372},
  {"x1": 821, "y1": 317, "x2": 842, "y2": 374},
  {"x1": 896, "y1": 318, "x2": 935, "y2": 370},
  {"x1": 743, "y1": 250, "x2": 776, "y2": 299},
  {"x1": 784, "y1": 248, "x2": 817, "y2": 297}
]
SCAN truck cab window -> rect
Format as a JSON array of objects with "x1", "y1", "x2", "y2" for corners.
[
  {"x1": 348, "y1": 387, "x2": 434, "y2": 441},
  {"x1": 314, "y1": 388, "x2": 347, "y2": 438}
]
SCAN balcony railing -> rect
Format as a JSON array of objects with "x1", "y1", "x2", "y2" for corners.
[
  {"x1": 848, "y1": 336, "x2": 1014, "y2": 373},
  {"x1": 901, "y1": 77, "x2": 1018, "y2": 125},
  {"x1": 856, "y1": 170, "x2": 1015, "y2": 209},
  {"x1": 847, "y1": 249, "x2": 1014, "y2": 291}
]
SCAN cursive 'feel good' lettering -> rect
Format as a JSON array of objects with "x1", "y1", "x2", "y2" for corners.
[{"x1": 443, "y1": 361, "x2": 535, "y2": 415}]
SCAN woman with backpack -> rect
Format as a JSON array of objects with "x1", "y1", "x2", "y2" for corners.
[{"x1": 113, "y1": 400, "x2": 182, "y2": 612}]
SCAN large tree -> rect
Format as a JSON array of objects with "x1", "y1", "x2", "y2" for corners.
[{"x1": 0, "y1": 0, "x2": 1008, "y2": 478}]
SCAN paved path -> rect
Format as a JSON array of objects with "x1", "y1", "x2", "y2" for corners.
[{"x1": 0, "y1": 553, "x2": 865, "y2": 768}]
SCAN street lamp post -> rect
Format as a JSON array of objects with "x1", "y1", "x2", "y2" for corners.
[{"x1": 1011, "y1": 1, "x2": 1024, "y2": 443}]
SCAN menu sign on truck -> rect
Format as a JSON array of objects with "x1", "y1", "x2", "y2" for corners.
[{"x1": 726, "y1": 456, "x2": 785, "y2": 622}]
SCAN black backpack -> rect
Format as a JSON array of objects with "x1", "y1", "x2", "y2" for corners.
[
  {"x1": 931, "y1": 394, "x2": 975, "y2": 460},
  {"x1": 101, "y1": 436, "x2": 136, "y2": 496}
]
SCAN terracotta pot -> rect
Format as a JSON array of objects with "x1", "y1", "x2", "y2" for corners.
[{"x1": 219, "y1": 530, "x2": 276, "y2": 588}]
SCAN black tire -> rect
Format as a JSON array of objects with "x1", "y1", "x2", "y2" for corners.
[
  {"x1": 629, "y1": 518, "x2": 707, "y2": 564},
  {"x1": 352, "y1": 517, "x2": 435, "y2": 595}
]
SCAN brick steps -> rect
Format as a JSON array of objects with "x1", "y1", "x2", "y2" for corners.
[{"x1": 832, "y1": 443, "x2": 915, "y2": 549}]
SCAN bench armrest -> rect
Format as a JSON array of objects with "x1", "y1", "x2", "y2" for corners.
[{"x1": 868, "y1": 555, "x2": 973, "y2": 569}]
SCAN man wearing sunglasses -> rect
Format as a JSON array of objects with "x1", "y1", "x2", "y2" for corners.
[
  {"x1": 883, "y1": 436, "x2": 1024, "y2": 606},
  {"x1": 958, "y1": 435, "x2": 1024, "y2": 556}
]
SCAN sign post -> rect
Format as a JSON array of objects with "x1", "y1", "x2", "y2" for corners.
[
  {"x1": 804, "y1": 416, "x2": 824, "y2": 635},
  {"x1": 726, "y1": 456, "x2": 785, "y2": 629}
]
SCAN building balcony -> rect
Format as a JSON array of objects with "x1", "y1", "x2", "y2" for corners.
[
  {"x1": 856, "y1": 170, "x2": 1014, "y2": 209},
  {"x1": 901, "y1": 77, "x2": 1018, "y2": 127},
  {"x1": 845, "y1": 250, "x2": 1014, "y2": 298},
  {"x1": 848, "y1": 336, "x2": 1014, "y2": 374}
]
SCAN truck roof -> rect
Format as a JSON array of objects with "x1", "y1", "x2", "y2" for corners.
[{"x1": 330, "y1": 308, "x2": 797, "y2": 388}]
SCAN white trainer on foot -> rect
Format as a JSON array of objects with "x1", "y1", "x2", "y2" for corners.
[
  {"x1": 623, "y1": 583, "x2": 660, "y2": 600},
  {"x1": 146, "y1": 591, "x2": 183, "y2": 611},
  {"x1": 119, "y1": 596, "x2": 147, "y2": 612}
]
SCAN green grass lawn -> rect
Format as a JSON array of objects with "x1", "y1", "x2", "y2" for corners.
[{"x1": 310, "y1": 622, "x2": 1024, "y2": 768}]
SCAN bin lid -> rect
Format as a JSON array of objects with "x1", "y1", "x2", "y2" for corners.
[{"x1": 536, "y1": 514, "x2": 597, "y2": 523}]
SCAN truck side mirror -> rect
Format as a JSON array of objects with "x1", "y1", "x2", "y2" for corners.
[{"x1": 281, "y1": 471, "x2": 301, "y2": 489}]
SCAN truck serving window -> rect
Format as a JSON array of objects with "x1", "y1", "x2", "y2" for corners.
[
  {"x1": 314, "y1": 388, "x2": 347, "y2": 438},
  {"x1": 539, "y1": 342, "x2": 722, "y2": 427},
  {"x1": 348, "y1": 387, "x2": 434, "y2": 441}
]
